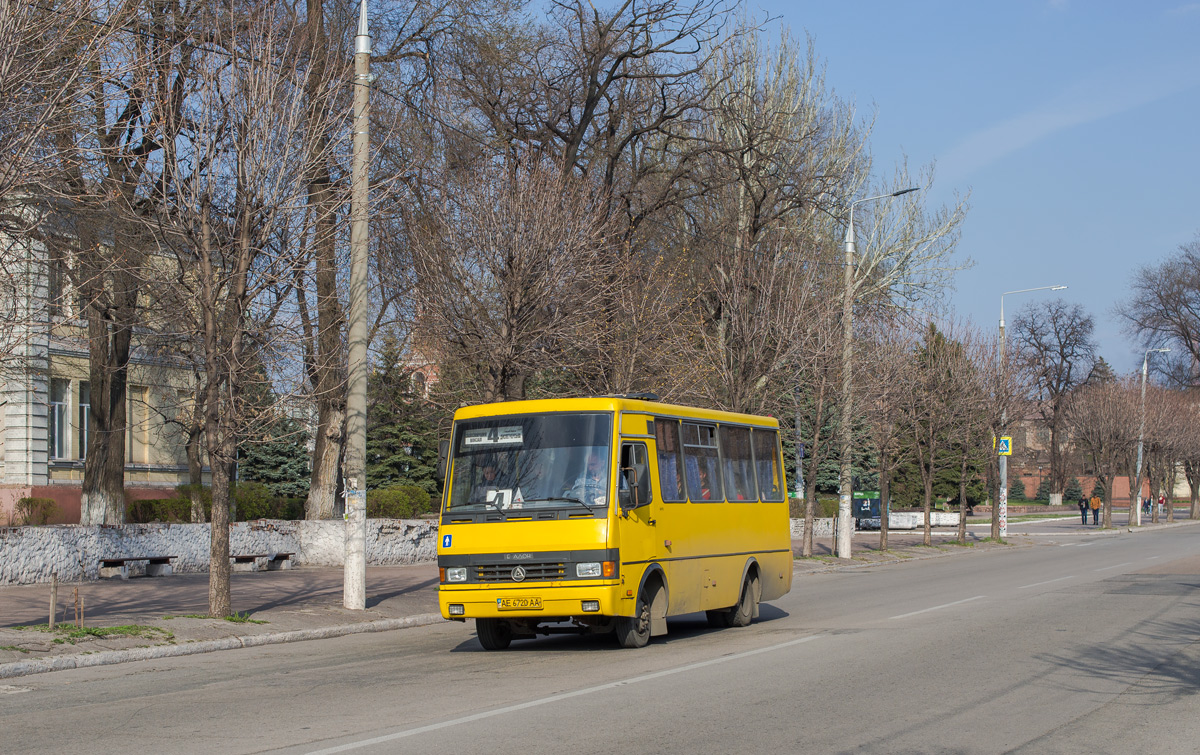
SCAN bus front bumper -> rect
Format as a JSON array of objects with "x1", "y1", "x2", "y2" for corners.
[{"x1": 439, "y1": 583, "x2": 626, "y2": 621}]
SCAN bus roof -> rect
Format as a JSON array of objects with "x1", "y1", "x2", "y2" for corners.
[{"x1": 451, "y1": 396, "x2": 780, "y2": 429}]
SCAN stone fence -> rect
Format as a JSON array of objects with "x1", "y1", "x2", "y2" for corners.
[
  {"x1": 0, "y1": 519, "x2": 438, "y2": 586},
  {"x1": 1, "y1": 511, "x2": 965, "y2": 586}
]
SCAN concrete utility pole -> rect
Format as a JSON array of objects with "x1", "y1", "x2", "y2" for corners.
[
  {"x1": 837, "y1": 187, "x2": 917, "y2": 559},
  {"x1": 1131, "y1": 347, "x2": 1170, "y2": 526},
  {"x1": 344, "y1": 0, "x2": 370, "y2": 610},
  {"x1": 997, "y1": 285, "x2": 1065, "y2": 539}
]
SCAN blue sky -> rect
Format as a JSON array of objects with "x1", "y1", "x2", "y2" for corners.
[{"x1": 752, "y1": 0, "x2": 1200, "y2": 371}]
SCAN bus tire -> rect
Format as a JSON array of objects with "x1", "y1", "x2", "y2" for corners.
[
  {"x1": 476, "y1": 618, "x2": 513, "y2": 650},
  {"x1": 615, "y1": 590, "x2": 651, "y2": 648},
  {"x1": 729, "y1": 574, "x2": 758, "y2": 628},
  {"x1": 705, "y1": 608, "x2": 733, "y2": 628}
]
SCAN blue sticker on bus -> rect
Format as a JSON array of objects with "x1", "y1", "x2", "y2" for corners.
[{"x1": 442, "y1": 534, "x2": 452, "y2": 548}]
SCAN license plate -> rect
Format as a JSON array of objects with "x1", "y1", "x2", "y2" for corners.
[{"x1": 497, "y1": 596, "x2": 542, "y2": 611}]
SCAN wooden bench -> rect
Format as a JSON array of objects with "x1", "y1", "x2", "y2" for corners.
[
  {"x1": 99, "y1": 556, "x2": 176, "y2": 579},
  {"x1": 230, "y1": 552, "x2": 294, "y2": 573}
]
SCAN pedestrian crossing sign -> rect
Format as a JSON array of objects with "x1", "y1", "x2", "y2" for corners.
[{"x1": 997, "y1": 437, "x2": 1012, "y2": 456}]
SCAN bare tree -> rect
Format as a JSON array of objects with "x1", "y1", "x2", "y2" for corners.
[
  {"x1": 894, "y1": 321, "x2": 980, "y2": 546},
  {"x1": 1010, "y1": 299, "x2": 1097, "y2": 500},
  {"x1": 142, "y1": 3, "x2": 337, "y2": 616},
  {"x1": 1120, "y1": 236, "x2": 1200, "y2": 387},
  {"x1": 412, "y1": 160, "x2": 617, "y2": 403},
  {"x1": 1067, "y1": 376, "x2": 1138, "y2": 528}
]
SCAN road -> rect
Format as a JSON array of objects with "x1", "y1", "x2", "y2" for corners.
[{"x1": 3, "y1": 526, "x2": 1199, "y2": 754}]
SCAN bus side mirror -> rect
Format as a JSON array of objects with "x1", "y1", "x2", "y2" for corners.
[
  {"x1": 438, "y1": 440, "x2": 450, "y2": 481},
  {"x1": 618, "y1": 466, "x2": 639, "y2": 511}
]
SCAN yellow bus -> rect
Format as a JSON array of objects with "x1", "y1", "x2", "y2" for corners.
[{"x1": 436, "y1": 394, "x2": 793, "y2": 649}]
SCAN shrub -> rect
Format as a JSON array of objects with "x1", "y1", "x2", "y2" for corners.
[
  {"x1": 174, "y1": 484, "x2": 213, "y2": 521},
  {"x1": 367, "y1": 485, "x2": 431, "y2": 519},
  {"x1": 233, "y1": 482, "x2": 274, "y2": 520},
  {"x1": 1090, "y1": 479, "x2": 1106, "y2": 499},
  {"x1": 15, "y1": 497, "x2": 58, "y2": 525},
  {"x1": 127, "y1": 498, "x2": 190, "y2": 523}
]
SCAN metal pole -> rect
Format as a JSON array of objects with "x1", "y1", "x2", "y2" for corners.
[
  {"x1": 344, "y1": 0, "x2": 370, "y2": 610},
  {"x1": 837, "y1": 188, "x2": 918, "y2": 559},
  {"x1": 995, "y1": 284, "x2": 1066, "y2": 540},
  {"x1": 998, "y1": 297, "x2": 1007, "y2": 540},
  {"x1": 1132, "y1": 348, "x2": 1169, "y2": 527}
]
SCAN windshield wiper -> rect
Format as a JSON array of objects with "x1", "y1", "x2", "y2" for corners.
[{"x1": 527, "y1": 496, "x2": 594, "y2": 512}]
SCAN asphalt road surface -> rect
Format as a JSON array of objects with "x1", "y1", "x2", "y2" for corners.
[{"x1": 4, "y1": 526, "x2": 1199, "y2": 755}]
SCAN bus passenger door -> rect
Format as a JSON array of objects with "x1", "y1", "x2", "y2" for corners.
[{"x1": 616, "y1": 441, "x2": 666, "y2": 601}]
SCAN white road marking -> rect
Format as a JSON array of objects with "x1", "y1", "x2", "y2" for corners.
[
  {"x1": 0, "y1": 685, "x2": 31, "y2": 694},
  {"x1": 1095, "y1": 562, "x2": 1133, "y2": 572},
  {"x1": 1018, "y1": 576, "x2": 1074, "y2": 589},
  {"x1": 888, "y1": 595, "x2": 985, "y2": 620},
  {"x1": 1146, "y1": 556, "x2": 1161, "y2": 560},
  {"x1": 304, "y1": 634, "x2": 826, "y2": 754}
]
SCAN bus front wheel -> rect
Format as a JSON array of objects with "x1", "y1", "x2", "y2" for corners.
[
  {"x1": 615, "y1": 591, "x2": 651, "y2": 648},
  {"x1": 476, "y1": 618, "x2": 514, "y2": 650}
]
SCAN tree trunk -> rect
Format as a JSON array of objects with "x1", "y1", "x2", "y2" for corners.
[
  {"x1": 185, "y1": 421, "x2": 206, "y2": 523},
  {"x1": 306, "y1": 406, "x2": 344, "y2": 519},
  {"x1": 204, "y1": 374, "x2": 232, "y2": 618},
  {"x1": 803, "y1": 478, "x2": 817, "y2": 557},
  {"x1": 79, "y1": 298, "x2": 133, "y2": 525},
  {"x1": 1186, "y1": 462, "x2": 1200, "y2": 519},
  {"x1": 301, "y1": 0, "x2": 347, "y2": 520},
  {"x1": 879, "y1": 463, "x2": 890, "y2": 552},
  {"x1": 957, "y1": 456, "x2": 968, "y2": 542},
  {"x1": 922, "y1": 474, "x2": 933, "y2": 546}
]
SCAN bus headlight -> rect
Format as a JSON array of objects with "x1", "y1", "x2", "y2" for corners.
[
  {"x1": 445, "y1": 567, "x2": 468, "y2": 583},
  {"x1": 448, "y1": 604, "x2": 465, "y2": 616},
  {"x1": 576, "y1": 562, "x2": 602, "y2": 578},
  {"x1": 581, "y1": 600, "x2": 600, "y2": 612}
]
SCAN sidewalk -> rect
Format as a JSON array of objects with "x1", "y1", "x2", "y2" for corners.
[{"x1": 0, "y1": 563, "x2": 442, "y2": 679}]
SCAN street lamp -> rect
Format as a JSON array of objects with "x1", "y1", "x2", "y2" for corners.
[
  {"x1": 997, "y1": 284, "x2": 1067, "y2": 540},
  {"x1": 1131, "y1": 347, "x2": 1170, "y2": 526},
  {"x1": 836, "y1": 186, "x2": 919, "y2": 559}
]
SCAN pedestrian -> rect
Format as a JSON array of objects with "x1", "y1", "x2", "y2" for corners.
[
  {"x1": 1078, "y1": 495, "x2": 1088, "y2": 524},
  {"x1": 1089, "y1": 494, "x2": 1101, "y2": 525},
  {"x1": 1158, "y1": 494, "x2": 1166, "y2": 517}
]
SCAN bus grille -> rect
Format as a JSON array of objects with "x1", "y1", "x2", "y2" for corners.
[{"x1": 475, "y1": 562, "x2": 566, "y2": 582}]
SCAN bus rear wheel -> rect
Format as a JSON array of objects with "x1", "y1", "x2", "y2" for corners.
[
  {"x1": 615, "y1": 591, "x2": 651, "y2": 648},
  {"x1": 707, "y1": 574, "x2": 758, "y2": 628},
  {"x1": 476, "y1": 618, "x2": 514, "y2": 650}
]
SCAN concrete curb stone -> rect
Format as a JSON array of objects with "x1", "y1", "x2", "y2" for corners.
[{"x1": 0, "y1": 613, "x2": 444, "y2": 680}]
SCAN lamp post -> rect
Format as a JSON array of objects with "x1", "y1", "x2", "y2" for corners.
[
  {"x1": 343, "y1": 0, "x2": 371, "y2": 610},
  {"x1": 1131, "y1": 347, "x2": 1170, "y2": 526},
  {"x1": 997, "y1": 285, "x2": 1067, "y2": 540},
  {"x1": 836, "y1": 186, "x2": 919, "y2": 559}
]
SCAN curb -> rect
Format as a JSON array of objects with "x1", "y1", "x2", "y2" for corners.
[
  {"x1": 1127, "y1": 519, "x2": 1200, "y2": 533},
  {"x1": 0, "y1": 612, "x2": 445, "y2": 680}
]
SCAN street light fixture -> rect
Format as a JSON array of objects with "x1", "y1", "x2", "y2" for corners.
[
  {"x1": 1131, "y1": 347, "x2": 1170, "y2": 526},
  {"x1": 996, "y1": 284, "x2": 1067, "y2": 540},
  {"x1": 836, "y1": 186, "x2": 919, "y2": 559}
]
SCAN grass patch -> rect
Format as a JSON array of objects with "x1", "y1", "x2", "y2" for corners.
[
  {"x1": 162, "y1": 614, "x2": 209, "y2": 620},
  {"x1": 0, "y1": 645, "x2": 29, "y2": 653},
  {"x1": 945, "y1": 540, "x2": 976, "y2": 547},
  {"x1": 12, "y1": 623, "x2": 173, "y2": 645},
  {"x1": 224, "y1": 612, "x2": 267, "y2": 624},
  {"x1": 977, "y1": 536, "x2": 1008, "y2": 545}
]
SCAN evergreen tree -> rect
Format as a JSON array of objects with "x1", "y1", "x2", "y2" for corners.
[
  {"x1": 1009, "y1": 477, "x2": 1026, "y2": 500},
  {"x1": 1064, "y1": 476, "x2": 1083, "y2": 501},
  {"x1": 366, "y1": 333, "x2": 444, "y2": 494},
  {"x1": 237, "y1": 360, "x2": 311, "y2": 499},
  {"x1": 1086, "y1": 357, "x2": 1117, "y2": 385},
  {"x1": 1035, "y1": 477, "x2": 1053, "y2": 502}
]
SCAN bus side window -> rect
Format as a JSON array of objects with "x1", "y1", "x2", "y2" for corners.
[{"x1": 620, "y1": 442, "x2": 653, "y2": 508}]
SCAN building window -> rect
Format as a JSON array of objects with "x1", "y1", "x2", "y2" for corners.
[
  {"x1": 78, "y1": 381, "x2": 91, "y2": 459},
  {"x1": 49, "y1": 379, "x2": 68, "y2": 459}
]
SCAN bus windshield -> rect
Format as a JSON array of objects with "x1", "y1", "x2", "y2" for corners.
[{"x1": 447, "y1": 413, "x2": 613, "y2": 512}]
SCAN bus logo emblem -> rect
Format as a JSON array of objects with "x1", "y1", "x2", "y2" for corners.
[{"x1": 511, "y1": 566, "x2": 527, "y2": 582}]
